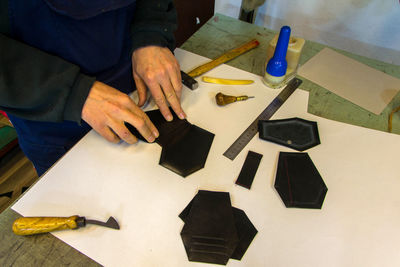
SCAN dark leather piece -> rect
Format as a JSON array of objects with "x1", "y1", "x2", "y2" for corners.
[
  {"x1": 125, "y1": 108, "x2": 215, "y2": 177},
  {"x1": 159, "y1": 124, "x2": 214, "y2": 177},
  {"x1": 230, "y1": 207, "x2": 258, "y2": 260},
  {"x1": 235, "y1": 150, "x2": 263, "y2": 189},
  {"x1": 180, "y1": 190, "x2": 257, "y2": 265},
  {"x1": 258, "y1": 118, "x2": 320, "y2": 151},
  {"x1": 124, "y1": 109, "x2": 190, "y2": 147},
  {"x1": 275, "y1": 152, "x2": 328, "y2": 209}
]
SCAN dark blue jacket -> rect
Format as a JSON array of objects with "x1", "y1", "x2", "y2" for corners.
[{"x1": 0, "y1": 0, "x2": 178, "y2": 175}]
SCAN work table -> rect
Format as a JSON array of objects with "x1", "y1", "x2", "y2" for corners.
[{"x1": 0, "y1": 14, "x2": 399, "y2": 266}]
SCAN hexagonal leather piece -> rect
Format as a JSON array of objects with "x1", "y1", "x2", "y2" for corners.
[
  {"x1": 159, "y1": 124, "x2": 214, "y2": 177},
  {"x1": 179, "y1": 190, "x2": 258, "y2": 265},
  {"x1": 258, "y1": 118, "x2": 320, "y2": 151},
  {"x1": 275, "y1": 152, "x2": 327, "y2": 209},
  {"x1": 125, "y1": 109, "x2": 214, "y2": 177}
]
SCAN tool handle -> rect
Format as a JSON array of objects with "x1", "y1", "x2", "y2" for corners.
[
  {"x1": 12, "y1": 216, "x2": 79, "y2": 235},
  {"x1": 202, "y1": 76, "x2": 254, "y2": 85},
  {"x1": 188, "y1": 39, "x2": 259, "y2": 78},
  {"x1": 181, "y1": 70, "x2": 198, "y2": 90},
  {"x1": 216, "y1": 93, "x2": 250, "y2": 106}
]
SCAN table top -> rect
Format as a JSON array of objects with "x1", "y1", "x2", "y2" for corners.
[
  {"x1": 180, "y1": 14, "x2": 400, "y2": 135},
  {"x1": 1, "y1": 14, "x2": 399, "y2": 267}
]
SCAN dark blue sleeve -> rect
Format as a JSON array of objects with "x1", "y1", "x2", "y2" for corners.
[
  {"x1": 130, "y1": 0, "x2": 178, "y2": 53},
  {"x1": 0, "y1": 33, "x2": 95, "y2": 123}
]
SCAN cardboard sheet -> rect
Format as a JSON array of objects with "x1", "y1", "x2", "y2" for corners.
[
  {"x1": 12, "y1": 49, "x2": 400, "y2": 267},
  {"x1": 298, "y1": 47, "x2": 400, "y2": 114}
]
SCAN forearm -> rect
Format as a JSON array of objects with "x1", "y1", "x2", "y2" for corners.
[
  {"x1": 130, "y1": 0, "x2": 178, "y2": 52},
  {"x1": 0, "y1": 33, "x2": 95, "y2": 123}
]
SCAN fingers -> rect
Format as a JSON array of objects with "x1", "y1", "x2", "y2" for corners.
[
  {"x1": 167, "y1": 58, "x2": 183, "y2": 101},
  {"x1": 110, "y1": 98, "x2": 159, "y2": 143},
  {"x1": 132, "y1": 46, "x2": 186, "y2": 121},
  {"x1": 119, "y1": 105, "x2": 159, "y2": 143},
  {"x1": 97, "y1": 126, "x2": 121, "y2": 144},
  {"x1": 141, "y1": 60, "x2": 185, "y2": 121},
  {"x1": 134, "y1": 73, "x2": 148, "y2": 107},
  {"x1": 82, "y1": 81, "x2": 159, "y2": 145},
  {"x1": 106, "y1": 117, "x2": 138, "y2": 144},
  {"x1": 158, "y1": 76, "x2": 185, "y2": 120}
]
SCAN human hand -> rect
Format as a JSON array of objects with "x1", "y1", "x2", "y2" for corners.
[
  {"x1": 82, "y1": 81, "x2": 159, "y2": 144},
  {"x1": 132, "y1": 46, "x2": 185, "y2": 121}
]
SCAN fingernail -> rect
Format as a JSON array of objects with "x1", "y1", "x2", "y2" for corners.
[
  {"x1": 153, "y1": 130, "x2": 159, "y2": 138},
  {"x1": 167, "y1": 114, "x2": 173, "y2": 121},
  {"x1": 148, "y1": 136, "x2": 155, "y2": 143},
  {"x1": 179, "y1": 112, "x2": 186, "y2": 119}
]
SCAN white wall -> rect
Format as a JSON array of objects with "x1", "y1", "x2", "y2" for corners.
[{"x1": 215, "y1": 0, "x2": 400, "y2": 65}]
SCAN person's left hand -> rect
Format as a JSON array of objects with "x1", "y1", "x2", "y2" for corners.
[{"x1": 132, "y1": 46, "x2": 185, "y2": 121}]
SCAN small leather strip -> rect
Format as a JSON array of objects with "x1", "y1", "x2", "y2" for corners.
[{"x1": 235, "y1": 151, "x2": 263, "y2": 189}]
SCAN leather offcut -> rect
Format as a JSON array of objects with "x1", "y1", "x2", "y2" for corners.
[
  {"x1": 235, "y1": 150, "x2": 263, "y2": 189},
  {"x1": 258, "y1": 118, "x2": 320, "y2": 151},
  {"x1": 274, "y1": 152, "x2": 328, "y2": 209},
  {"x1": 159, "y1": 125, "x2": 214, "y2": 177},
  {"x1": 125, "y1": 108, "x2": 214, "y2": 177},
  {"x1": 180, "y1": 190, "x2": 257, "y2": 265}
]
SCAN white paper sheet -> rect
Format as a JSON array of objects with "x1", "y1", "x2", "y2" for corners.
[
  {"x1": 12, "y1": 49, "x2": 400, "y2": 267},
  {"x1": 298, "y1": 48, "x2": 400, "y2": 115}
]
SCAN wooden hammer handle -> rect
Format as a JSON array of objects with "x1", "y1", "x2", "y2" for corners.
[
  {"x1": 187, "y1": 39, "x2": 260, "y2": 78},
  {"x1": 12, "y1": 216, "x2": 79, "y2": 235}
]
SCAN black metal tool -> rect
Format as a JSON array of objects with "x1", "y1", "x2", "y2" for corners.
[{"x1": 181, "y1": 70, "x2": 199, "y2": 90}]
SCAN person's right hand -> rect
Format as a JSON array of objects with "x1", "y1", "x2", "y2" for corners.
[{"x1": 81, "y1": 81, "x2": 159, "y2": 144}]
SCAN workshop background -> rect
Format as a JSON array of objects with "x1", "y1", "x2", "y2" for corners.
[
  {"x1": 215, "y1": 0, "x2": 400, "y2": 65},
  {"x1": 1, "y1": 0, "x2": 400, "y2": 213}
]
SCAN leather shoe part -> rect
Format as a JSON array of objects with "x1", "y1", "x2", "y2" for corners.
[
  {"x1": 124, "y1": 109, "x2": 190, "y2": 147},
  {"x1": 125, "y1": 108, "x2": 215, "y2": 177},
  {"x1": 230, "y1": 207, "x2": 258, "y2": 260},
  {"x1": 159, "y1": 124, "x2": 214, "y2": 177},
  {"x1": 258, "y1": 118, "x2": 320, "y2": 151},
  {"x1": 180, "y1": 190, "x2": 257, "y2": 265},
  {"x1": 275, "y1": 152, "x2": 328, "y2": 209},
  {"x1": 235, "y1": 150, "x2": 263, "y2": 189}
]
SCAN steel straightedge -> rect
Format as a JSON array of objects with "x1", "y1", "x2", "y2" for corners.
[{"x1": 223, "y1": 78, "x2": 303, "y2": 160}]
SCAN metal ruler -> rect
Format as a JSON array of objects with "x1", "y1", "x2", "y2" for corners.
[{"x1": 223, "y1": 78, "x2": 303, "y2": 160}]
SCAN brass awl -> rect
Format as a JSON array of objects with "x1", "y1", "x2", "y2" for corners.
[
  {"x1": 12, "y1": 215, "x2": 120, "y2": 235},
  {"x1": 215, "y1": 92, "x2": 254, "y2": 106}
]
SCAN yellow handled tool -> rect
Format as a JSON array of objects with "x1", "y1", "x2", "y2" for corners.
[
  {"x1": 187, "y1": 39, "x2": 260, "y2": 78},
  {"x1": 12, "y1": 215, "x2": 120, "y2": 235},
  {"x1": 215, "y1": 92, "x2": 254, "y2": 106},
  {"x1": 202, "y1": 76, "x2": 254, "y2": 85}
]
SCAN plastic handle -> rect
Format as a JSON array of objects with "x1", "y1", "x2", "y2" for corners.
[
  {"x1": 12, "y1": 216, "x2": 79, "y2": 235},
  {"x1": 202, "y1": 76, "x2": 254, "y2": 85},
  {"x1": 266, "y1": 26, "x2": 291, "y2": 77}
]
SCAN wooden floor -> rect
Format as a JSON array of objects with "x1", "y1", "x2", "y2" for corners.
[{"x1": 0, "y1": 145, "x2": 38, "y2": 213}]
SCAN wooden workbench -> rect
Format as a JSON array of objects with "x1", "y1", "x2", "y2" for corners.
[{"x1": 0, "y1": 14, "x2": 399, "y2": 266}]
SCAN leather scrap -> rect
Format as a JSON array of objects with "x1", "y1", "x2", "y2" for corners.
[
  {"x1": 274, "y1": 152, "x2": 328, "y2": 209},
  {"x1": 125, "y1": 108, "x2": 214, "y2": 177},
  {"x1": 258, "y1": 118, "x2": 320, "y2": 151},
  {"x1": 180, "y1": 190, "x2": 257, "y2": 265},
  {"x1": 235, "y1": 150, "x2": 263, "y2": 189},
  {"x1": 159, "y1": 125, "x2": 214, "y2": 177}
]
